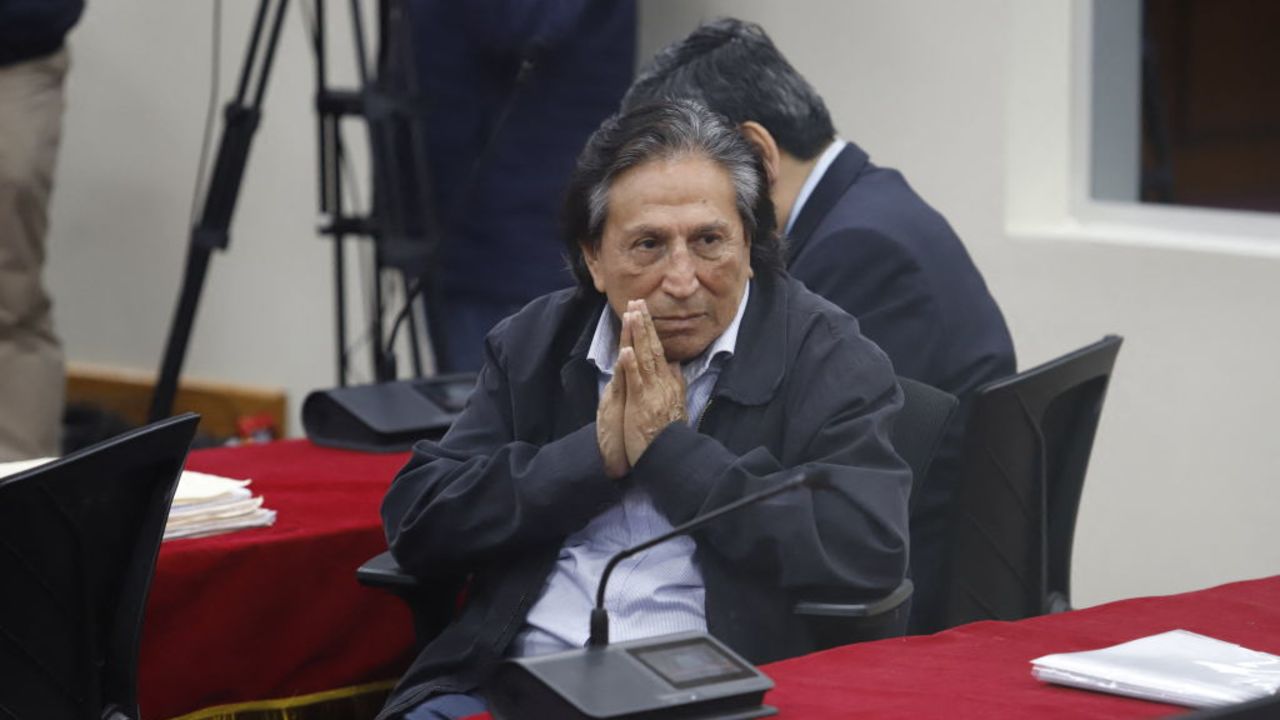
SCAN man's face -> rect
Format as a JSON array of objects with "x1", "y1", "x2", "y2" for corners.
[{"x1": 583, "y1": 155, "x2": 753, "y2": 362}]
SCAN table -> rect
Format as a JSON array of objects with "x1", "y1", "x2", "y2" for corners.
[
  {"x1": 140, "y1": 440, "x2": 415, "y2": 719},
  {"x1": 462, "y1": 574, "x2": 1279, "y2": 719},
  {"x1": 725, "y1": 574, "x2": 1280, "y2": 718},
  {"x1": 143, "y1": 441, "x2": 1280, "y2": 719}
]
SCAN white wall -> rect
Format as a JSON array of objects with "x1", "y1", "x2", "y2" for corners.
[
  {"x1": 47, "y1": 1, "x2": 1278, "y2": 606},
  {"x1": 48, "y1": 0, "x2": 379, "y2": 433},
  {"x1": 639, "y1": 0, "x2": 1280, "y2": 607}
]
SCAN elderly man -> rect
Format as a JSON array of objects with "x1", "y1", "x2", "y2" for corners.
[
  {"x1": 623, "y1": 19, "x2": 1017, "y2": 633},
  {"x1": 378, "y1": 100, "x2": 909, "y2": 720}
]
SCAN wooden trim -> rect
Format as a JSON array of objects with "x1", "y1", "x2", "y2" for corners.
[{"x1": 66, "y1": 362, "x2": 287, "y2": 440}]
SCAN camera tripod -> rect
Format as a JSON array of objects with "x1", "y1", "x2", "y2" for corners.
[{"x1": 148, "y1": 0, "x2": 445, "y2": 422}]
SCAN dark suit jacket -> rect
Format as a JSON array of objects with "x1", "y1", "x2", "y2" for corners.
[
  {"x1": 409, "y1": 0, "x2": 635, "y2": 304},
  {"x1": 787, "y1": 141, "x2": 1017, "y2": 633}
]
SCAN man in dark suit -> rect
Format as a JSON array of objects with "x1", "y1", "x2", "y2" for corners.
[{"x1": 622, "y1": 18, "x2": 1017, "y2": 633}]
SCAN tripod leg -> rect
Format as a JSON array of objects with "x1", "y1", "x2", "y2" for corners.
[
  {"x1": 149, "y1": 246, "x2": 214, "y2": 423},
  {"x1": 148, "y1": 0, "x2": 290, "y2": 422},
  {"x1": 333, "y1": 234, "x2": 348, "y2": 386}
]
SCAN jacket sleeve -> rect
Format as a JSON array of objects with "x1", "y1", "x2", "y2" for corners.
[
  {"x1": 381, "y1": 337, "x2": 622, "y2": 578},
  {"x1": 632, "y1": 315, "x2": 910, "y2": 599},
  {"x1": 790, "y1": 227, "x2": 944, "y2": 383}
]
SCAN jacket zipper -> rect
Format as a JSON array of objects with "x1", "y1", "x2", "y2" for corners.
[{"x1": 696, "y1": 397, "x2": 716, "y2": 433}]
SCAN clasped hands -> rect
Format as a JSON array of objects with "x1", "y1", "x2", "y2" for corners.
[{"x1": 597, "y1": 299, "x2": 688, "y2": 480}]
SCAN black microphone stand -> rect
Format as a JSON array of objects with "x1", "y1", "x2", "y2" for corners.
[
  {"x1": 588, "y1": 472, "x2": 813, "y2": 648},
  {"x1": 148, "y1": 0, "x2": 443, "y2": 423},
  {"x1": 487, "y1": 471, "x2": 816, "y2": 720}
]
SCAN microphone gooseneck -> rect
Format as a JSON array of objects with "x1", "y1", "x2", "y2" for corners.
[{"x1": 587, "y1": 471, "x2": 816, "y2": 648}]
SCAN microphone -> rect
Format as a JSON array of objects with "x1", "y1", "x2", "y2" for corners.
[
  {"x1": 485, "y1": 469, "x2": 816, "y2": 719},
  {"x1": 587, "y1": 470, "x2": 818, "y2": 647}
]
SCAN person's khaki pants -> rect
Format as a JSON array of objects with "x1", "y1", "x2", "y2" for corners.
[{"x1": 0, "y1": 48, "x2": 69, "y2": 461}]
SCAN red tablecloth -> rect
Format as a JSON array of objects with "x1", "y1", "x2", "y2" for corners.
[
  {"x1": 139, "y1": 440, "x2": 416, "y2": 719},
  {"x1": 140, "y1": 440, "x2": 1279, "y2": 719},
  {"x1": 744, "y1": 574, "x2": 1279, "y2": 718}
]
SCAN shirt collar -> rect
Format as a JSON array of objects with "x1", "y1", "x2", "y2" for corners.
[
  {"x1": 783, "y1": 138, "x2": 845, "y2": 237},
  {"x1": 587, "y1": 282, "x2": 752, "y2": 382}
]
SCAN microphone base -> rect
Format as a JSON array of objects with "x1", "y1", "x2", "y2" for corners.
[{"x1": 486, "y1": 631, "x2": 775, "y2": 720}]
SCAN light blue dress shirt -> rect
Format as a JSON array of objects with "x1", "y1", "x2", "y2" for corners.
[
  {"x1": 512, "y1": 283, "x2": 752, "y2": 657},
  {"x1": 783, "y1": 138, "x2": 845, "y2": 237}
]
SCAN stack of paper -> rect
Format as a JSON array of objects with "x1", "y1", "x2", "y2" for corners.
[
  {"x1": 0, "y1": 458, "x2": 50, "y2": 478},
  {"x1": 0, "y1": 458, "x2": 275, "y2": 541},
  {"x1": 1031, "y1": 629, "x2": 1280, "y2": 708},
  {"x1": 164, "y1": 470, "x2": 277, "y2": 540}
]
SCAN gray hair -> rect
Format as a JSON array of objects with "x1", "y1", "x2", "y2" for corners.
[{"x1": 562, "y1": 99, "x2": 783, "y2": 292}]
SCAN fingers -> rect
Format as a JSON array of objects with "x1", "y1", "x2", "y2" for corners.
[
  {"x1": 626, "y1": 302, "x2": 654, "y2": 377},
  {"x1": 619, "y1": 346, "x2": 641, "y2": 394},
  {"x1": 618, "y1": 304, "x2": 633, "y2": 354},
  {"x1": 641, "y1": 303, "x2": 666, "y2": 366},
  {"x1": 615, "y1": 366, "x2": 628, "y2": 405},
  {"x1": 598, "y1": 372, "x2": 628, "y2": 480},
  {"x1": 602, "y1": 368, "x2": 621, "y2": 408},
  {"x1": 625, "y1": 300, "x2": 662, "y2": 378},
  {"x1": 620, "y1": 303, "x2": 656, "y2": 377}
]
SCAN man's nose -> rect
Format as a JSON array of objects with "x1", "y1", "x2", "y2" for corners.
[{"x1": 661, "y1": 241, "x2": 699, "y2": 299}]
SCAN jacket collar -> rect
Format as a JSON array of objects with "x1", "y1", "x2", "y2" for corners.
[
  {"x1": 710, "y1": 273, "x2": 788, "y2": 407},
  {"x1": 786, "y1": 142, "x2": 869, "y2": 263},
  {"x1": 567, "y1": 293, "x2": 607, "y2": 367},
  {"x1": 559, "y1": 292, "x2": 608, "y2": 429}
]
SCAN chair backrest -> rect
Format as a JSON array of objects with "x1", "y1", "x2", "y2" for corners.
[
  {"x1": 796, "y1": 377, "x2": 958, "y2": 650},
  {"x1": 893, "y1": 377, "x2": 960, "y2": 512},
  {"x1": 945, "y1": 335, "x2": 1122, "y2": 626},
  {"x1": 0, "y1": 413, "x2": 199, "y2": 720}
]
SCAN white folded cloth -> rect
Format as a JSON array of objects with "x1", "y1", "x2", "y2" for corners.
[{"x1": 1032, "y1": 629, "x2": 1280, "y2": 708}]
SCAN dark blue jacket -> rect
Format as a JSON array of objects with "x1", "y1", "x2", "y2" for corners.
[
  {"x1": 0, "y1": 0, "x2": 83, "y2": 66},
  {"x1": 378, "y1": 273, "x2": 909, "y2": 717},
  {"x1": 408, "y1": 0, "x2": 635, "y2": 303},
  {"x1": 787, "y1": 141, "x2": 1017, "y2": 633}
]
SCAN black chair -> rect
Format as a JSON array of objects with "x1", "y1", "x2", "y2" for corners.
[
  {"x1": 945, "y1": 335, "x2": 1123, "y2": 626},
  {"x1": 896, "y1": 376, "x2": 961, "y2": 514},
  {"x1": 0, "y1": 413, "x2": 200, "y2": 720},
  {"x1": 358, "y1": 376, "x2": 958, "y2": 652},
  {"x1": 792, "y1": 376, "x2": 957, "y2": 648}
]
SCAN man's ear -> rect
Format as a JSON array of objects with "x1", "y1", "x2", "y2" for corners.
[
  {"x1": 739, "y1": 121, "x2": 780, "y2": 186},
  {"x1": 580, "y1": 241, "x2": 607, "y2": 293}
]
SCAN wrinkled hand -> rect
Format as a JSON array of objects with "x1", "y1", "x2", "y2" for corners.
[
  {"x1": 597, "y1": 370, "x2": 629, "y2": 480},
  {"x1": 619, "y1": 300, "x2": 687, "y2": 467}
]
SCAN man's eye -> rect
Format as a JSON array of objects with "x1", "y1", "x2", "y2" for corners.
[
  {"x1": 634, "y1": 237, "x2": 660, "y2": 250},
  {"x1": 694, "y1": 234, "x2": 726, "y2": 253}
]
